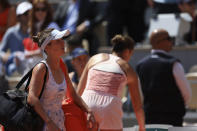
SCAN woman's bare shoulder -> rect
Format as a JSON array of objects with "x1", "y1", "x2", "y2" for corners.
[
  {"x1": 32, "y1": 63, "x2": 47, "y2": 77},
  {"x1": 117, "y1": 58, "x2": 129, "y2": 67},
  {"x1": 91, "y1": 53, "x2": 109, "y2": 59},
  {"x1": 88, "y1": 53, "x2": 109, "y2": 63},
  {"x1": 88, "y1": 53, "x2": 109, "y2": 68},
  {"x1": 117, "y1": 59, "x2": 133, "y2": 75}
]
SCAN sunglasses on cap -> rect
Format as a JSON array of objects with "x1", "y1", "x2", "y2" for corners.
[{"x1": 35, "y1": 7, "x2": 47, "y2": 12}]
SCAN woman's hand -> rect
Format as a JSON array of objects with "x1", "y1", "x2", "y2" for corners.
[
  {"x1": 87, "y1": 112, "x2": 98, "y2": 130},
  {"x1": 46, "y1": 120, "x2": 60, "y2": 131},
  {"x1": 139, "y1": 126, "x2": 146, "y2": 131}
]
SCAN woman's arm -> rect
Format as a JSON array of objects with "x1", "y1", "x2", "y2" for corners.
[
  {"x1": 27, "y1": 63, "x2": 60, "y2": 131},
  {"x1": 68, "y1": 72, "x2": 77, "y2": 89},
  {"x1": 63, "y1": 62, "x2": 91, "y2": 113},
  {"x1": 61, "y1": 60, "x2": 96, "y2": 129},
  {"x1": 120, "y1": 61, "x2": 145, "y2": 131},
  {"x1": 76, "y1": 64, "x2": 89, "y2": 96}
]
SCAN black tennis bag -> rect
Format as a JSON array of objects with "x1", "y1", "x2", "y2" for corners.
[
  {"x1": 0, "y1": 75, "x2": 9, "y2": 95},
  {"x1": 0, "y1": 62, "x2": 47, "y2": 131}
]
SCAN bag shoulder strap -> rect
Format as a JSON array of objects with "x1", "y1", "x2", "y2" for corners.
[
  {"x1": 15, "y1": 61, "x2": 48, "y2": 99},
  {"x1": 15, "y1": 68, "x2": 33, "y2": 89},
  {"x1": 38, "y1": 62, "x2": 48, "y2": 99}
]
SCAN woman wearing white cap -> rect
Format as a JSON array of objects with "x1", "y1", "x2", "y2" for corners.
[{"x1": 27, "y1": 28, "x2": 96, "y2": 131}]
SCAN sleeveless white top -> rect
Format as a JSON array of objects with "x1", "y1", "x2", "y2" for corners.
[
  {"x1": 40, "y1": 60, "x2": 67, "y2": 131},
  {"x1": 86, "y1": 54, "x2": 127, "y2": 98}
]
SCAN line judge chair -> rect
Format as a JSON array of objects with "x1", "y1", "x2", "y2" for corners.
[{"x1": 186, "y1": 72, "x2": 197, "y2": 110}]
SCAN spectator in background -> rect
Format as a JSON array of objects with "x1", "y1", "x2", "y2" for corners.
[
  {"x1": 0, "y1": 1, "x2": 32, "y2": 76},
  {"x1": 14, "y1": 37, "x2": 43, "y2": 75},
  {"x1": 136, "y1": 29, "x2": 191, "y2": 126},
  {"x1": 178, "y1": 0, "x2": 197, "y2": 43},
  {"x1": 30, "y1": 0, "x2": 60, "y2": 36},
  {"x1": 148, "y1": 0, "x2": 195, "y2": 15},
  {"x1": 54, "y1": 0, "x2": 104, "y2": 56},
  {"x1": 65, "y1": 34, "x2": 83, "y2": 54},
  {"x1": 15, "y1": 0, "x2": 62, "y2": 75},
  {"x1": 148, "y1": 0, "x2": 197, "y2": 44},
  {"x1": 106, "y1": 0, "x2": 148, "y2": 46},
  {"x1": 63, "y1": 34, "x2": 83, "y2": 73},
  {"x1": 69, "y1": 47, "x2": 89, "y2": 89},
  {"x1": 0, "y1": 0, "x2": 16, "y2": 42},
  {"x1": 179, "y1": 0, "x2": 196, "y2": 18}
]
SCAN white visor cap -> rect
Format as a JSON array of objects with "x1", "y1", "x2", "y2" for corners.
[
  {"x1": 41, "y1": 29, "x2": 70, "y2": 50},
  {"x1": 16, "y1": 1, "x2": 32, "y2": 16}
]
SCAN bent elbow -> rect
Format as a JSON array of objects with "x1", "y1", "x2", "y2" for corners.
[{"x1": 27, "y1": 94, "x2": 39, "y2": 107}]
